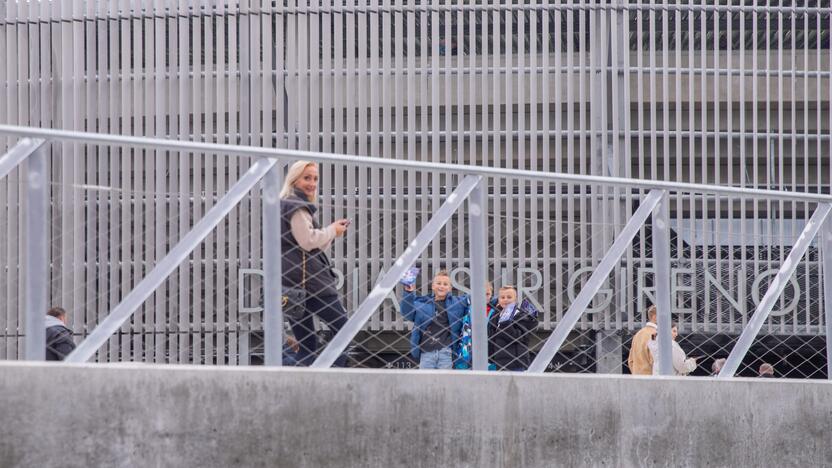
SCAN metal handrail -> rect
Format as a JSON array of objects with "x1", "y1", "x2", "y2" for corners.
[
  {"x1": 2, "y1": 124, "x2": 831, "y2": 204},
  {"x1": 4, "y1": 124, "x2": 832, "y2": 374}
]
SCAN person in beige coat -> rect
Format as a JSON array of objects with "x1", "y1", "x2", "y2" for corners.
[{"x1": 627, "y1": 305, "x2": 657, "y2": 375}]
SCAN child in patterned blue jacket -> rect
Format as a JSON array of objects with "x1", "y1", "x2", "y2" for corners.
[{"x1": 456, "y1": 281, "x2": 497, "y2": 370}]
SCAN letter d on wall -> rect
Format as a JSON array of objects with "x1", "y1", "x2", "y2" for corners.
[{"x1": 239, "y1": 268, "x2": 265, "y2": 313}]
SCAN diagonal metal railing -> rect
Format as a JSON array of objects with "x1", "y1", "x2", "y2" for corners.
[
  {"x1": 528, "y1": 190, "x2": 668, "y2": 373},
  {"x1": 3, "y1": 124, "x2": 832, "y2": 378},
  {"x1": 718, "y1": 205, "x2": 832, "y2": 378},
  {"x1": 312, "y1": 175, "x2": 485, "y2": 368},
  {"x1": 67, "y1": 158, "x2": 278, "y2": 363}
]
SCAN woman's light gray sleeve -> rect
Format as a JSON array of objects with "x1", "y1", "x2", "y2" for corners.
[
  {"x1": 290, "y1": 210, "x2": 336, "y2": 251},
  {"x1": 672, "y1": 342, "x2": 696, "y2": 374}
]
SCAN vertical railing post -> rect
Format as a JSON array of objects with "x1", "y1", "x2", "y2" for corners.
[
  {"x1": 24, "y1": 143, "x2": 48, "y2": 360},
  {"x1": 652, "y1": 190, "x2": 673, "y2": 376},
  {"x1": 468, "y1": 179, "x2": 488, "y2": 370},
  {"x1": 822, "y1": 216, "x2": 832, "y2": 379},
  {"x1": 262, "y1": 161, "x2": 284, "y2": 366}
]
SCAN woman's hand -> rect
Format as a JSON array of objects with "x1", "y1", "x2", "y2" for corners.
[{"x1": 331, "y1": 219, "x2": 350, "y2": 237}]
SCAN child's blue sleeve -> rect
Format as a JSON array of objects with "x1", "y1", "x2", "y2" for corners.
[{"x1": 399, "y1": 290, "x2": 418, "y2": 322}]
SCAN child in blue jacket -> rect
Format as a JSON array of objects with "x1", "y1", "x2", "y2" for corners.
[{"x1": 400, "y1": 269, "x2": 469, "y2": 369}]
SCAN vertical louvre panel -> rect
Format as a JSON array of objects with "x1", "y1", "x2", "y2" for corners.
[
  {"x1": 0, "y1": 0, "x2": 9, "y2": 360},
  {"x1": 202, "y1": 0, "x2": 216, "y2": 364},
  {"x1": 130, "y1": 0, "x2": 145, "y2": 361},
  {"x1": 152, "y1": 0, "x2": 168, "y2": 363},
  {"x1": 0, "y1": 2, "x2": 830, "y2": 367},
  {"x1": 226, "y1": 0, "x2": 240, "y2": 364},
  {"x1": 215, "y1": 0, "x2": 229, "y2": 363}
]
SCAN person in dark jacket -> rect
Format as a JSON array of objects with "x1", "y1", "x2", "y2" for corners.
[
  {"x1": 400, "y1": 270, "x2": 469, "y2": 369},
  {"x1": 45, "y1": 307, "x2": 75, "y2": 361},
  {"x1": 487, "y1": 286, "x2": 537, "y2": 371},
  {"x1": 280, "y1": 160, "x2": 351, "y2": 366}
]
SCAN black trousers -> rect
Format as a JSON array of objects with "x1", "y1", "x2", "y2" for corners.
[{"x1": 289, "y1": 294, "x2": 349, "y2": 367}]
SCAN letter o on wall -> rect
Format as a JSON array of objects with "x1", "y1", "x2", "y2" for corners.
[{"x1": 751, "y1": 269, "x2": 801, "y2": 317}]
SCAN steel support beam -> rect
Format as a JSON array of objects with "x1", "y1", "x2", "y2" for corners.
[
  {"x1": 66, "y1": 158, "x2": 277, "y2": 363},
  {"x1": 468, "y1": 180, "x2": 488, "y2": 370},
  {"x1": 0, "y1": 138, "x2": 46, "y2": 181},
  {"x1": 824, "y1": 216, "x2": 832, "y2": 380},
  {"x1": 23, "y1": 143, "x2": 48, "y2": 360},
  {"x1": 652, "y1": 191, "x2": 673, "y2": 375},
  {"x1": 528, "y1": 189, "x2": 663, "y2": 373},
  {"x1": 719, "y1": 203, "x2": 832, "y2": 378},
  {"x1": 262, "y1": 162, "x2": 284, "y2": 366},
  {"x1": 312, "y1": 175, "x2": 482, "y2": 368}
]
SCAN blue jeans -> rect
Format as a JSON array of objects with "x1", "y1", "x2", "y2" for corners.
[
  {"x1": 419, "y1": 347, "x2": 453, "y2": 369},
  {"x1": 282, "y1": 343, "x2": 299, "y2": 367}
]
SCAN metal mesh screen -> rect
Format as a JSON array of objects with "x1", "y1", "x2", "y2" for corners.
[{"x1": 0, "y1": 2, "x2": 831, "y2": 379}]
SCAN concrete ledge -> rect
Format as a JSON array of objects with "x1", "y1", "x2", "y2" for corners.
[{"x1": 1, "y1": 361, "x2": 830, "y2": 467}]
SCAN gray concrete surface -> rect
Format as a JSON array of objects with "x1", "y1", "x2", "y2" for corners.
[{"x1": 0, "y1": 361, "x2": 830, "y2": 468}]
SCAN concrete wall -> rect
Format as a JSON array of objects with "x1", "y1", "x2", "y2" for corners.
[{"x1": 1, "y1": 362, "x2": 831, "y2": 468}]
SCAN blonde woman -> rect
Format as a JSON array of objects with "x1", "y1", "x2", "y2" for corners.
[{"x1": 280, "y1": 160, "x2": 350, "y2": 366}]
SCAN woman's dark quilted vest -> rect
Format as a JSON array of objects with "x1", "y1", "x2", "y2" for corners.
[{"x1": 280, "y1": 190, "x2": 338, "y2": 298}]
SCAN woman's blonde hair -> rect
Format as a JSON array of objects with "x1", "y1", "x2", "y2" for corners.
[{"x1": 280, "y1": 160, "x2": 318, "y2": 202}]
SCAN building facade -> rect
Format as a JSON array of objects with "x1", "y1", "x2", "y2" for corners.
[{"x1": 1, "y1": 2, "x2": 831, "y2": 374}]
